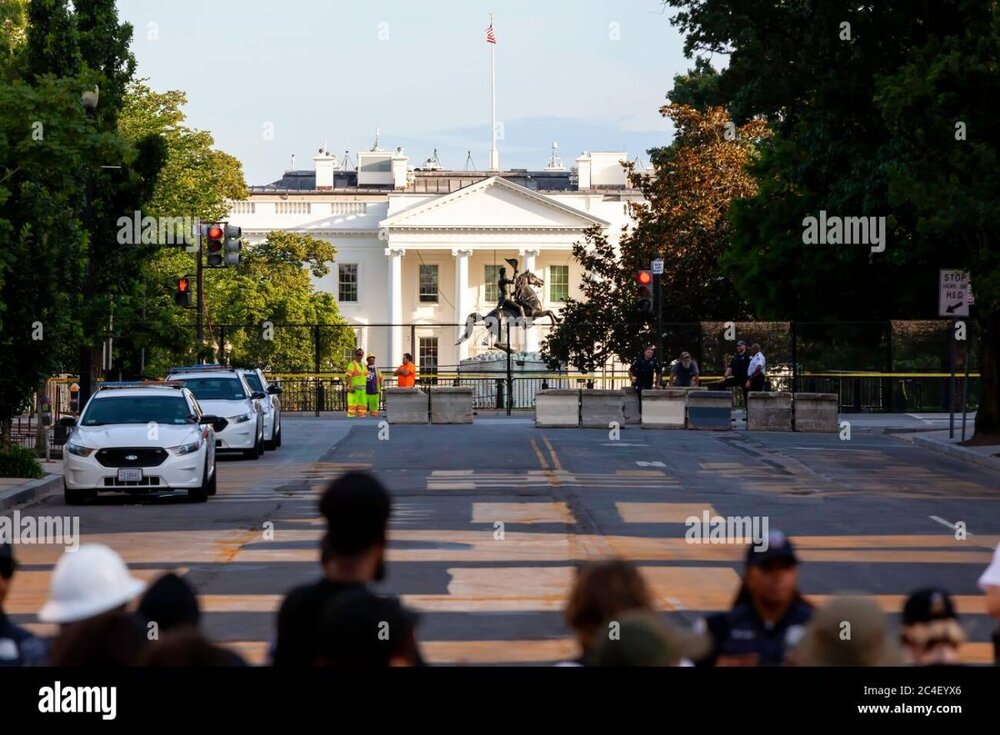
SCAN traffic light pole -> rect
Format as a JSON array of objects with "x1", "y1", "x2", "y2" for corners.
[{"x1": 196, "y1": 237, "x2": 204, "y2": 364}]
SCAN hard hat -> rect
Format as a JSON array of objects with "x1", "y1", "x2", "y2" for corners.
[
  {"x1": 367, "y1": 354, "x2": 376, "y2": 360},
  {"x1": 38, "y1": 544, "x2": 147, "y2": 624}
]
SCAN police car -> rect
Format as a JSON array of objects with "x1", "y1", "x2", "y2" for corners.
[
  {"x1": 62, "y1": 382, "x2": 225, "y2": 504},
  {"x1": 165, "y1": 366, "x2": 266, "y2": 459},
  {"x1": 238, "y1": 368, "x2": 282, "y2": 450}
]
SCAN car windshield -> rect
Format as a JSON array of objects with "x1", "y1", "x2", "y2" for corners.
[
  {"x1": 81, "y1": 396, "x2": 193, "y2": 426},
  {"x1": 176, "y1": 377, "x2": 247, "y2": 401},
  {"x1": 242, "y1": 373, "x2": 264, "y2": 392}
]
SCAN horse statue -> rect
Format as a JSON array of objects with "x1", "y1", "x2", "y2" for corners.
[{"x1": 456, "y1": 262, "x2": 560, "y2": 352}]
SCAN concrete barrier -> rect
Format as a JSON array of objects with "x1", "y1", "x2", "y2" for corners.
[
  {"x1": 534, "y1": 389, "x2": 580, "y2": 428},
  {"x1": 580, "y1": 389, "x2": 625, "y2": 428},
  {"x1": 385, "y1": 388, "x2": 428, "y2": 424},
  {"x1": 794, "y1": 392, "x2": 839, "y2": 432},
  {"x1": 686, "y1": 391, "x2": 732, "y2": 430},
  {"x1": 622, "y1": 389, "x2": 641, "y2": 425},
  {"x1": 429, "y1": 386, "x2": 474, "y2": 424},
  {"x1": 641, "y1": 387, "x2": 705, "y2": 429},
  {"x1": 747, "y1": 391, "x2": 793, "y2": 431}
]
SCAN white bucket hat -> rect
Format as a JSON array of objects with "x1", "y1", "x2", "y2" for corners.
[
  {"x1": 38, "y1": 544, "x2": 147, "y2": 624},
  {"x1": 979, "y1": 543, "x2": 1000, "y2": 591}
]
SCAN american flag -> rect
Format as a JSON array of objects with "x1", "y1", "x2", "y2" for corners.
[{"x1": 486, "y1": 21, "x2": 496, "y2": 44}]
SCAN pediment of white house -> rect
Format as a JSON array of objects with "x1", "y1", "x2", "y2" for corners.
[{"x1": 380, "y1": 176, "x2": 609, "y2": 231}]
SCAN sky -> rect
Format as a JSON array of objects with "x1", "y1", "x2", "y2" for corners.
[{"x1": 116, "y1": 0, "x2": 695, "y2": 185}]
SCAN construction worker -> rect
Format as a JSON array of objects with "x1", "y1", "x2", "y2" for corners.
[
  {"x1": 364, "y1": 354, "x2": 384, "y2": 417},
  {"x1": 345, "y1": 348, "x2": 367, "y2": 417},
  {"x1": 394, "y1": 353, "x2": 417, "y2": 388}
]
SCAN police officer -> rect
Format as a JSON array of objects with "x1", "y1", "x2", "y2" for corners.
[
  {"x1": 694, "y1": 531, "x2": 813, "y2": 667},
  {"x1": 0, "y1": 544, "x2": 46, "y2": 666},
  {"x1": 628, "y1": 345, "x2": 661, "y2": 412},
  {"x1": 714, "y1": 339, "x2": 752, "y2": 419}
]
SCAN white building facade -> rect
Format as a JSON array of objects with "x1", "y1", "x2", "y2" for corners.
[{"x1": 227, "y1": 146, "x2": 644, "y2": 371}]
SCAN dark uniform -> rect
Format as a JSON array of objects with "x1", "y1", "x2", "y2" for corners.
[
  {"x1": 714, "y1": 343, "x2": 752, "y2": 409},
  {"x1": 0, "y1": 544, "x2": 47, "y2": 666},
  {"x1": 694, "y1": 532, "x2": 813, "y2": 667},
  {"x1": 630, "y1": 355, "x2": 661, "y2": 390}
]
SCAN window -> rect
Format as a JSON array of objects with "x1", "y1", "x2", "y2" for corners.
[
  {"x1": 419, "y1": 264, "x2": 438, "y2": 303},
  {"x1": 485, "y1": 264, "x2": 501, "y2": 303},
  {"x1": 550, "y1": 265, "x2": 569, "y2": 302},
  {"x1": 418, "y1": 337, "x2": 438, "y2": 384},
  {"x1": 338, "y1": 264, "x2": 358, "y2": 302}
]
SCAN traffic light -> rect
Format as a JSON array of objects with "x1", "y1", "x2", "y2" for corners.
[
  {"x1": 635, "y1": 270, "x2": 653, "y2": 314},
  {"x1": 175, "y1": 277, "x2": 192, "y2": 307},
  {"x1": 205, "y1": 224, "x2": 225, "y2": 267},
  {"x1": 224, "y1": 224, "x2": 242, "y2": 267}
]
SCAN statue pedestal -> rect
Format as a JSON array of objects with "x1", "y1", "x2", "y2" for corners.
[{"x1": 458, "y1": 352, "x2": 570, "y2": 409}]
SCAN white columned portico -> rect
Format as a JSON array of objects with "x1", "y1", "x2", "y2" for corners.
[
  {"x1": 453, "y1": 249, "x2": 473, "y2": 360},
  {"x1": 520, "y1": 248, "x2": 540, "y2": 353},
  {"x1": 385, "y1": 247, "x2": 405, "y2": 366}
]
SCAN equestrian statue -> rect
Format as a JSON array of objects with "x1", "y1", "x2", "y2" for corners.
[{"x1": 456, "y1": 258, "x2": 560, "y2": 353}]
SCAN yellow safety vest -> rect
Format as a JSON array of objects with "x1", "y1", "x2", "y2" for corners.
[{"x1": 346, "y1": 360, "x2": 367, "y2": 389}]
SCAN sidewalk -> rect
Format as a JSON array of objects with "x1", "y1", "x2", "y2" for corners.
[
  {"x1": 891, "y1": 430, "x2": 1000, "y2": 473},
  {"x1": 0, "y1": 459, "x2": 63, "y2": 511}
]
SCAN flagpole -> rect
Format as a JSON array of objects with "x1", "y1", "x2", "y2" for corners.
[{"x1": 489, "y1": 12, "x2": 499, "y2": 171}]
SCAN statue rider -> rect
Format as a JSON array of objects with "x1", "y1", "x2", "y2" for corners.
[{"x1": 496, "y1": 265, "x2": 526, "y2": 318}]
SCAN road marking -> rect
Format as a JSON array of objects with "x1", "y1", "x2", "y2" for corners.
[
  {"x1": 636, "y1": 461, "x2": 666, "y2": 467},
  {"x1": 528, "y1": 437, "x2": 549, "y2": 470},
  {"x1": 930, "y1": 515, "x2": 974, "y2": 536},
  {"x1": 600, "y1": 442, "x2": 648, "y2": 447},
  {"x1": 540, "y1": 435, "x2": 563, "y2": 471}
]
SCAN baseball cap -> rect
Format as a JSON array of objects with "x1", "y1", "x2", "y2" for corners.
[
  {"x1": 680, "y1": 351, "x2": 691, "y2": 359},
  {"x1": 745, "y1": 530, "x2": 798, "y2": 567},
  {"x1": 902, "y1": 588, "x2": 957, "y2": 625},
  {"x1": 590, "y1": 610, "x2": 710, "y2": 667},
  {"x1": 319, "y1": 472, "x2": 391, "y2": 556}
]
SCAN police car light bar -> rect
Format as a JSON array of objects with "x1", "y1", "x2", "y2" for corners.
[{"x1": 96, "y1": 381, "x2": 186, "y2": 390}]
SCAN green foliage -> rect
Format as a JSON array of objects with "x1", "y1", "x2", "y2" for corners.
[{"x1": 0, "y1": 442, "x2": 44, "y2": 478}]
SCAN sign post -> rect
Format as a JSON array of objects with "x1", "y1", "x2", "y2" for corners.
[
  {"x1": 652, "y1": 259, "x2": 664, "y2": 374},
  {"x1": 939, "y1": 270, "x2": 971, "y2": 439}
]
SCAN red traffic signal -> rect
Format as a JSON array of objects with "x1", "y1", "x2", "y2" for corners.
[
  {"x1": 636, "y1": 270, "x2": 653, "y2": 286},
  {"x1": 175, "y1": 277, "x2": 192, "y2": 307},
  {"x1": 205, "y1": 224, "x2": 225, "y2": 267}
]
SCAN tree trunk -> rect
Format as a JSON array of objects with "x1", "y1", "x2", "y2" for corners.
[{"x1": 973, "y1": 308, "x2": 1000, "y2": 439}]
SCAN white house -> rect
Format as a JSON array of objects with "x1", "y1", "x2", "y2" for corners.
[{"x1": 227, "y1": 144, "x2": 644, "y2": 372}]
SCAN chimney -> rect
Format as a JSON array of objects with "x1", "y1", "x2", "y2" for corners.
[
  {"x1": 391, "y1": 147, "x2": 409, "y2": 190},
  {"x1": 314, "y1": 148, "x2": 337, "y2": 189},
  {"x1": 575, "y1": 152, "x2": 592, "y2": 190}
]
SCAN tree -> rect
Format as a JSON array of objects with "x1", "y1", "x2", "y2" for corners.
[
  {"x1": 664, "y1": 0, "x2": 1000, "y2": 437},
  {"x1": 877, "y1": 13, "x2": 1000, "y2": 438},
  {"x1": 0, "y1": 0, "x2": 30, "y2": 80},
  {"x1": 0, "y1": 77, "x2": 102, "y2": 441},
  {"x1": 542, "y1": 104, "x2": 767, "y2": 371},
  {"x1": 201, "y1": 231, "x2": 354, "y2": 374},
  {"x1": 114, "y1": 80, "x2": 245, "y2": 377}
]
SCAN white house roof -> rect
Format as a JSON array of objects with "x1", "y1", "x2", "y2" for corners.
[{"x1": 379, "y1": 176, "x2": 610, "y2": 231}]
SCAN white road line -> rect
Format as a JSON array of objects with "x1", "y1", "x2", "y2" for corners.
[
  {"x1": 929, "y1": 515, "x2": 973, "y2": 535},
  {"x1": 636, "y1": 461, "x2": 666, "y2": 467}
]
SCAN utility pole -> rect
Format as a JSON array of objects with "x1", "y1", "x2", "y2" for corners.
[{"x1": 196, "y1": 231, "x2": 204, "y2": 364}]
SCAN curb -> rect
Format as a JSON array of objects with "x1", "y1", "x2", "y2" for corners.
[
  {"x1": 900, "y1": 433, "x2": 1000, "y2": 473},
  {"x1": 0, "y1": 474, "x2": 62, "y2": 511}
]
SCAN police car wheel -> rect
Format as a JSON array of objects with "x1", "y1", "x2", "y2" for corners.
[
  {"x1": 63, "y1": 480, "x2": 87, "y2": 506},
  {"x1": 188, "y1": 463, "x2": 209, "y2": 503},
  {"x1": 274, "y1": 423, "x2": 282, "y2": 447}
]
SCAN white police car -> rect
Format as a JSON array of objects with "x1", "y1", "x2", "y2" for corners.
[
  {"x1": 62, "y1": 382, "x2": 224, "y2": 504},
  {"x1": 165, "y1": 366, "x2": 266, "y2": 459},
  {"x1": 238, "y1": 368, "x2": 282, "y2": 450}
]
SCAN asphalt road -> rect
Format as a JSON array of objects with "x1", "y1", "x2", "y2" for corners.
[{"x1": 6, "y1": 415, "x2": 999, "y2": 665}]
